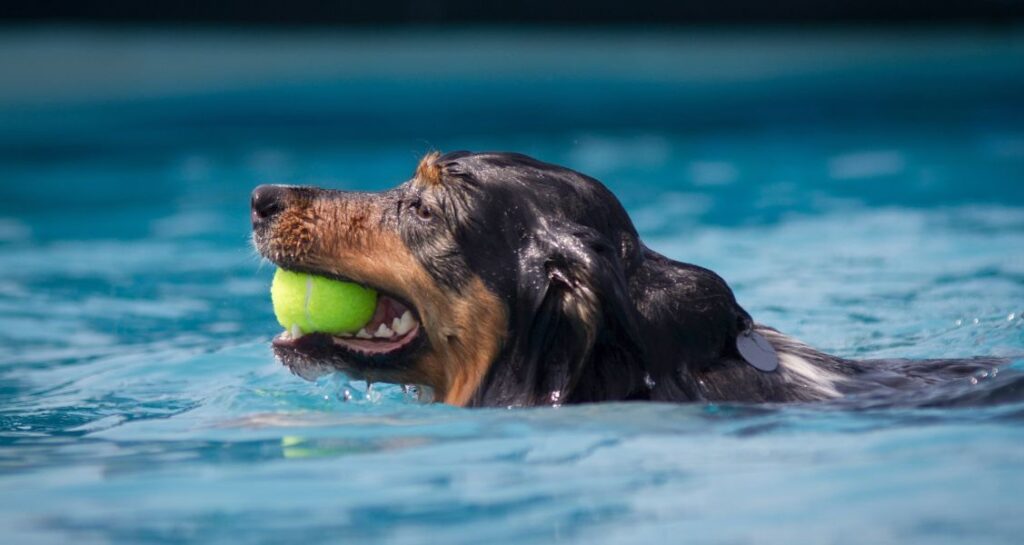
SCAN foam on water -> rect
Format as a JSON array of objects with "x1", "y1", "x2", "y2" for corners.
[{"x1": 1, "y1": 28, "x2": 1023, "y2": 545}]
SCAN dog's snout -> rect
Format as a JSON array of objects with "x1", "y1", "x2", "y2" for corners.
[{"x1": 251, "y1": 184, "x2": 287, "y2": 225}]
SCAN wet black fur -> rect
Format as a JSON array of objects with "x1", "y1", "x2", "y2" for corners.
[{"x1": 400, "y1": 152, "x2": 1004, "y2": 407}]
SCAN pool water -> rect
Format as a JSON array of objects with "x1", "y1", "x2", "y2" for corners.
[{"x1": 1, "y1": 28, "x2": 1023, "y2": 544}]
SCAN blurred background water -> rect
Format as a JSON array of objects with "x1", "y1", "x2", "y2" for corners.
[{"x1": 1, "y1": 23, "x2": 1024, "y2": 545}]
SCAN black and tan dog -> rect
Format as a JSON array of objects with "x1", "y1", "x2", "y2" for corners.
[{"x1": 252, "y1": 151, "x2": 1000, "y2": 407}]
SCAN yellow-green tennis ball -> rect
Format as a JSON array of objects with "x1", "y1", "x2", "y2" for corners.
[{"x1": 271, "y1": 269, "x2": 377, "y2": 334}]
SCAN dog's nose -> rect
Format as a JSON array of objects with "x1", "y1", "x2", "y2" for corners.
[{"x1": 251, "y1": 184, "x2": 287, "y2": 225}]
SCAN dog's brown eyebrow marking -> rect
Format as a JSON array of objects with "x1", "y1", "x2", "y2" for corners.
[{"x1": 414, "y1": 151, "x2": 443, "y2": 187}]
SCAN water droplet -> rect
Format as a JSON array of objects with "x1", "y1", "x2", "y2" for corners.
[
  {"x1": 416, "y1": 385, "x2": 435, "y2": 403},
  {"x1": 364, "y1": 382, "x2": 381, "y2": 403},
  {"x1": 1009, "y1": 313, "x2": 1016, "y2": 321},
  {"x1": 954, "y1": 319, "x2": 963, "y2": 326},
  {"x1": 644, "y1": 373, "x2": 656, "y2": 389},
  {"x1": 969, "y1": 377, "x2": 979, "y2": 385},
  {"x1": 402, "y1": 384, "x2": 421, "y2": 403}
]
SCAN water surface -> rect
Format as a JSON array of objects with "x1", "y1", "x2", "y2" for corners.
[{"x1": 1, "y1": 27, "x2": 1023, "y2": 545}]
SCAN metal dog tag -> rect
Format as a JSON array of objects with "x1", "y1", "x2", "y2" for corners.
[{"x1": 736, "y1": 330, "x2": 779, "y2": 372}]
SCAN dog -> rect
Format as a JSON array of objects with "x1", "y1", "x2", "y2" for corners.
[{"x1": 251, "y1": 151, "x2": 1003, "y2": 407}]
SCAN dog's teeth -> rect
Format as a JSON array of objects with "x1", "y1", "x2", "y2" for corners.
[
  {"x1": 280, "y1": 328, "x2": 291, "y2": 340},
  {"x1": 374, "y1": 324, "x2": 394, "y2": 338},
  {"x1": 356, "y1": 328, "x2": 372, "y2": 339},
  {"x1": 395, "y1": 311, "x2": 415, "y2": 335},
  {"x1": 393, "y1": 317, "x2": 408, "y2": 335},
  {"x1": 290, "y1": 324, "x2": 304, "y2": 340},
  {"x1": 336, "y1": 330, "x2": 352, "y2": 338}
]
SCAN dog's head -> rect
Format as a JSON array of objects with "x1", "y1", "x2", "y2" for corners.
[{"x1": 252, "y1": 151, "x2": 648, "y2": 406}]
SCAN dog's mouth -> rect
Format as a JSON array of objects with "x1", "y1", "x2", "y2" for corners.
[
  {"x1": 269, "y1": 272, "x2": 427, "y2": 379},
  {"x1": 272, "y1": 291, "x2": 422, "y2": 355}
]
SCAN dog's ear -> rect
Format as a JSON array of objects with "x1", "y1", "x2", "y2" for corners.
[{"x1": 487, "y1": 223, "x2": 648, "y2": 406}]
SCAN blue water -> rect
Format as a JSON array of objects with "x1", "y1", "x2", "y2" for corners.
[{"x1": 2, "y1": 27, "x2": 1024, "y2": 544}]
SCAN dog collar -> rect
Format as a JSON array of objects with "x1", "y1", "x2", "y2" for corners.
[{"x1": 736, "y1": 329, "x2": 779, "y2": 372}]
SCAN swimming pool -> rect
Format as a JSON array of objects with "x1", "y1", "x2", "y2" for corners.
[{"x1": 1, "y1": 27, "x2": 1023, "y2": 544}]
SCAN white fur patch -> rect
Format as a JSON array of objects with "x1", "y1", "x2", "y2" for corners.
[{"x1": 777, "y1": 352, "x2": 842, "y2": 399}]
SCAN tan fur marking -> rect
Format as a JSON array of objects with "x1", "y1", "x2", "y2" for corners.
[
  {"x1": 265, "y1": 191, "x2": 506, "y2": 406},
  {"x1": 430, "y1": 278, "x2": 506, "y2": 406},
  {"x1": 414, "y1": 152, "x2": 442, "y2": 187}
]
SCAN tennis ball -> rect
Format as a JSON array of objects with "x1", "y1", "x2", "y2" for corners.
[{"x1": 271, "y1": 269, "x2": 378, "y2": 334}]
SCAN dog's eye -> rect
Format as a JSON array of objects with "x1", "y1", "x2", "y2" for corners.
[{"x1": 410, "y1": 199, "x2": 432, "y2": 221}]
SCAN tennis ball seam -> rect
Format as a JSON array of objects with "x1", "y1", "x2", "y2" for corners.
[{"x1": 303, "y1": 275, "x2": 314, "y2": 332}]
